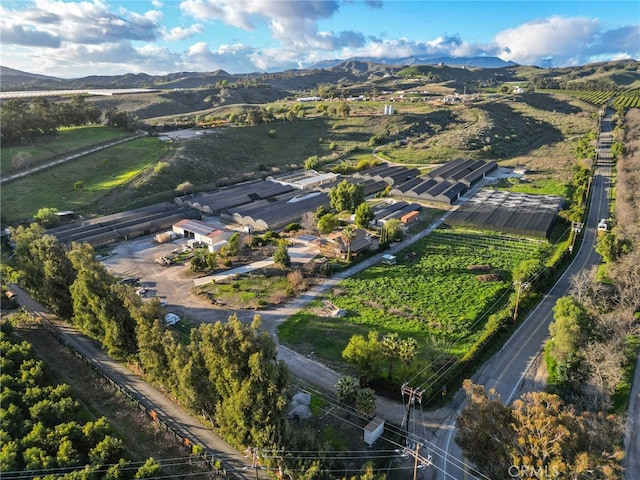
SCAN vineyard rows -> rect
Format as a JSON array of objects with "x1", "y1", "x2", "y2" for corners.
[{"x1": 545, "y1": 89, "x2": 640, "y2": 109}]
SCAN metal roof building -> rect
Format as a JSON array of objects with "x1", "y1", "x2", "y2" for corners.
[
  {"x1": 47, "y1": 203, "x2": 201, "y2": 247},
  {"x1": 445, "y1": 189, "x2": 564, "y2": 238}
]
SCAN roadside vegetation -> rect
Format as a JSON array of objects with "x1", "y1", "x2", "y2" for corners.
[
  {"x1": 453, "y1": 109, "x2": 639, "y2": 480},
  {"x1": 0, "y1": 317, "x2": 174, "y2": 479}
]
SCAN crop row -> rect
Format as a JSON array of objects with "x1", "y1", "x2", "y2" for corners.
[
  {"x1": 327, "y1": 229, "x2": 547, "y2": 351},
  {"x1": 545, "y1": 89, "x2": 615, "y2": 105}
]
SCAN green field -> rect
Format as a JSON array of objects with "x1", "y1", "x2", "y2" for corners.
[
  {"x1": 1, "y1": 137, "x2": 169, "y2": 223},
  {"x1": 1, "y1": 126, "x2": 131, "y2": 176},
  {"x1": 279, "y1": 228, "x2": 548, "y2": 363}
]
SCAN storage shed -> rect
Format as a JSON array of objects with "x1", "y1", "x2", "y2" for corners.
[
  {"x1": 401, "y1": 211, "x2": 420, "y2": 224},
  {"x1": 364, "y1": 417, "x2": 385, "y2": 446}
]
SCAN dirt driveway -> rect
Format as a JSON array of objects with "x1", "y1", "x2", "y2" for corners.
[
  {"x1": 101, "y1": 232, "x2": 321, "y2": 331},
  {"x1": 102, "y1": 235, "x2": 237, "y2": 325}
]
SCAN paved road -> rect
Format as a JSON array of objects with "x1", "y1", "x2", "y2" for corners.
[
  {"x1": 437, "y1": 112, "x2": 617, "y2": 480},
  {"x1": 626, "y1": 351, "x2": 640, "y2": 479},
  {"x1": 9, "y1": 284, "x2": 269, "y2": 480}
]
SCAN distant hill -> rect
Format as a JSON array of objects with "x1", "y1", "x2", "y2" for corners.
[
  {"x1": 312, "y1": 55, "x2": 518, "y2": 69},
  {"x1": 2, "y1": 59, "x2": 639, "y2": 94}
]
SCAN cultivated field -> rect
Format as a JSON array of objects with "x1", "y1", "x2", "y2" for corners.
[{"x1": 278, "y1": 227, "x2": 553, "y2": 383}]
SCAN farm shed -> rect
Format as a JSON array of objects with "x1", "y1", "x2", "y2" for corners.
[
  {"x1": 47, "y1": 203, "x2": 200, "y2": 248},
  {"x1": 353, "y1": 165, "x2": 420, "y2": 186},
  {"x1": 267, "y1": 170, "x2": 340, "y2": 189},
  {"x1": 445, "y1": 189, "x2": 563, "y2": 238},
  {"x1": 177, "y1": 180, "x2": 294, "y2": 215},
  {"x1": 390, "y1": 159, "x2": 496, "y2": 204},
  {"x1": 401, "y1": 211, "x2": 420, "y2": 224},
  {"x1": 172, "y1": 219, "x2": 234, "y2": 250},
  {"x1": 378, "y1": 203, "x2": 423, "y2": 224},
  {"x1": 228, "y1": 191, "x2": 330, "y2": 232},
  {"x1": 364, "y1": 417, "x2": 385, "y2": 446}
]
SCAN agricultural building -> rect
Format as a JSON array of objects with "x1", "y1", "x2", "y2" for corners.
[
  {"x1": 390, "y1": 158, "x2": 497, "y2": 205},
  {"x1": 353, "y1": 165, "x2": 421, "y2": 186},
  {"x1": 47, "y1": 203, "x2": 201, "y2": 248},
  {"x1": 227, "y1": 190, "x2": 330, "y2": 232},
  {"x1": 172, "y1": 219, "x2": 234, "y2": 251},
  {"x1": 445, "y1": 189, "x2": 564, "y2": 238},
  {"x1": 267, "y1": 170, "x2": 340, "y2": 189},
  {"x1": 177, "y1": 180, "x2": 294, "y2": 215}
]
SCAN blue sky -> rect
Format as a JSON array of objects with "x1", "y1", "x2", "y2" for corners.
[{"x1": 1, "y1": 0, "x2": 639, "y2": 78}]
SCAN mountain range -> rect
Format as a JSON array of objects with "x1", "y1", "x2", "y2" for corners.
[{"x1": 2, "y1": 56, "x2": 639, "y2": 94}]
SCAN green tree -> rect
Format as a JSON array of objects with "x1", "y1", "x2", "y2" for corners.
[
  {"x1": 595, "y1": 232, "x2": 626, "y2": 263},
  {"x1": 10, "y1": 225, "x2": 75, "y2": 318},
  {"x1": 342, "y1": 332, "x2": 384, "y2": 385},
  {"x1": 548, "y1": 296, "x2": 589, "y2": 359},
  {"x1": 354, "y1": 202, "x2": 374, "y2": 229},
  {"x1": 197, "y1": 315, "x2": 290, "y2": 448},
  {"x1": 273, "y1": 240, "x2": 291, "y2": 269},
  {"x1": 317, "y1": 213, "x2": 338, "y2": 234},
  {"x1": 382, "y1": 219, "x2": 404, "y2": 243},
  {"x1": 355, "y1": 388, "x2": 376, "y2": 417},
  {"x1": 337, "y1": 102, "x2": 351, "y2": 117},
  {"x1": 341, "y1": 225, "x2": 357, "y2": 262},
  {"x1": 512, "y1": 258, "x2": 543, "y2": 284},
  {"x1": 225, "y1": 232, "x2": 241, "y2": 256},
  {"x1": 88, "y1": 435, "x2": 125, "y2": 465},
  {"x1": 329, "y1": 180, "x2": 364, "y2": 213},
  {"x1": 304, "y1": 155, "x2": 320, "y2": 170},
  {"x1": 380, "y1": 333, "x2": 400, "y2": 380},
  {"x1": 134, "y1": 458, "x2": 162, "y2": 478},
  {"x1": 33, "y1": 207, "x2": 60, "y2": 228},
  {"x1": 398, "y1": 337, "x2": 418, "y2": 366}
]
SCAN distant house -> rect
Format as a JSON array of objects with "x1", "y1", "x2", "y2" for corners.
[{"x1": 319, "y1": 228, "x2": 378, "y2": 259}]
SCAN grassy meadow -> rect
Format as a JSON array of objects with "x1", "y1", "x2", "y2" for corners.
[
  {"x1": 1, "y1": 136, "x2": 169, "y2": 223},
  {"x1": 1, "y1": 126, "x2": 131, "y2": 176}
]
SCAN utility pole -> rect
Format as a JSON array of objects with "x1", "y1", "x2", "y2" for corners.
[
  {"x1": 413, "y1": 442, "x2": 422, "y2": 480},
  {"x1": 401, "y1": 383, "x2": 422, "y2": 441},
  {"x1": 513, "y1": 281, "x2": 529, "y2": 321}
]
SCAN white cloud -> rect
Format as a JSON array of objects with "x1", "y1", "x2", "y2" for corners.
[{"x1": 162, "y1": 24, "x2": 204, "y2": 41}]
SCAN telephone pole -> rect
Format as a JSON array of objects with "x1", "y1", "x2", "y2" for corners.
[{"x1": 401, "y1": 383, "x2": 422, "y2": 441}]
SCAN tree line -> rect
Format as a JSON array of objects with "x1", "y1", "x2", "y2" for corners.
[
  {"x1": 0, "y1": 96, "x2": 134, "y2": 146},
  {"x1": 3, "y1": 224, "x2": 390, "y2": 479}
]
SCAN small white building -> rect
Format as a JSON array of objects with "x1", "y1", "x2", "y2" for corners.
[
  {"x1": 364, "y1": 417, "x2": 385, "y2": 446},
  {"x1": 172, "y1": 219, "x2": 234, "y2": 251}
]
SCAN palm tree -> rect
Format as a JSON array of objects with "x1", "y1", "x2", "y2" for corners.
[
  {"x1": 341, "y1": 225, "x2": 357, "y2": 262},
  {"x1": 335, "y1": 375, "x2": 359, "y2": 406},
  {"x1": 355, "y1": 388, "x2": 377, "y2": 417},
  {"x1": 381, "y1": 333, "x2": 400, "y2": 381},
  {"x1": 398, "y1": 337, "x2": 418, "y2": 366}
]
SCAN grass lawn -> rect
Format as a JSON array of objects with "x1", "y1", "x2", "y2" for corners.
[
  {"x1": 1, "y1": 137, "x2": 169, "y2": 223},
  {"x1": 1, "y1": 126, "x2": 131, "y2": 175},
  {"x1": 278, "y1": 227, "x2": 548, "y2": 370},
  {"x1": 199, "y1": 269, "x2": 292, "y2": 309}
]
